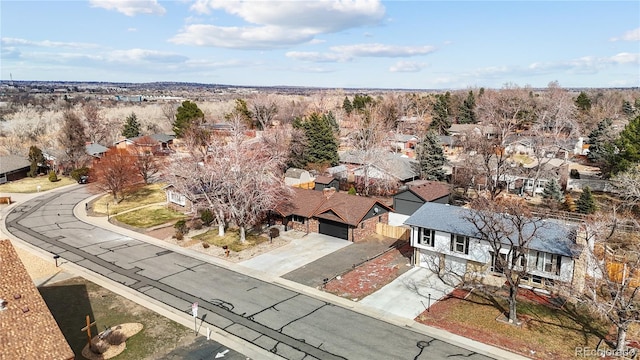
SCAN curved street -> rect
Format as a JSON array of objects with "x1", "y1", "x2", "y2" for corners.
[{"x1": 3, "y1": 186, "x2": 508, "y2": 360}]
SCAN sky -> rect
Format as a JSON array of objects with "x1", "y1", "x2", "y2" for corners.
[{"x1": 1, "y1": 0, "x2": 639, "y2": 90}]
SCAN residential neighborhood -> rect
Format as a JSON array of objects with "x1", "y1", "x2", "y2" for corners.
[{"x1": 1, "y1": 81, "x2": 640, "y2": 360}]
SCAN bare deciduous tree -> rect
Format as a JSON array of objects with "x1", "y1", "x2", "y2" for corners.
[
  {"x1": 131, "y1": 135, "x2": 163, "y2": 184},
  {"x1": 90, "y1": 147, "x2": 144, "y2": 203}
]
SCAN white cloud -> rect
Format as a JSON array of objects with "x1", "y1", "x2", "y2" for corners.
[
  {"x1": 127, "y1": 28, "x2": 137, "y2": 32},
  {"x1": 331, "y1": 43, "x2": 435, "y2": 57},
  {"x1": 610, "y1": 27, "x2": 640, "y2": 42},
  {"x1": 180, "y1": 0, "x2": 385, "y2": 49},
  {"x1": 170, "y1": 24, "x2": 315, "y2": 49},
  {"x1": 389, "y1": 61, "x2": 427, "y2": 72},
  {"x1": 89, "y1": 0, "x2": 166, "y2": 16},
  {"x1": 286, "y1": 51, "x2": 350, "y2": 62},
  {"x1": 1, "y1": 37, "x2": 99, "y2": 49},
  {"x1": 107, "y1": 49, "x2": 188, "y2": 63},
  {"x1": 609, "y1": 52, "x2": 640, "y2": 64}
]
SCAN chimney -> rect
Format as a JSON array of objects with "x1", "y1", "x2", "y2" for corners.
[{"x1": 323, "y1": 187, "x2": 336, "y2": 199}]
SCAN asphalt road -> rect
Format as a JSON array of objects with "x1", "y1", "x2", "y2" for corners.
[{"x1": 4, "y1": 187, "x2": 494, "y2": 360}]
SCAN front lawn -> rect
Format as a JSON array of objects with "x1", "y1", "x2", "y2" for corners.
[
  {"x1": 193, "y1": 228, "x2": 268, "y2": 252},
  {"x1": 114, "y1": 205, "x2": 186, "y2": 229},
  {"x1": 417, "y1": 289, "x2": 611, "y2": 359},
  {"x1": 0, "y1": 176, "x2": 76, "y2": 193},
  {"x1": 92, "y1": 183, "x2": 167, "y2": 215}
]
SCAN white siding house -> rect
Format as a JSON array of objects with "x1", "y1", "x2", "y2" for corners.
[{"x1": 405, "y1": 202, "x2": 582, "y2": 290}]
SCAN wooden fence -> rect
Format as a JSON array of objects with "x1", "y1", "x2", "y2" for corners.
[
  {"x1": 602, "y1": 245, "x2": 640, "y2": 288},
  {"x1": 376, "y1": 223, "x2": 410, "y2": 240},
  {"x1": 292, "y1": 181, "x2": 315, "y2": 190}
]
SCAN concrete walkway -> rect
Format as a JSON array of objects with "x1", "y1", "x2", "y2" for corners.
[{"x1": 359, "y1": 267, "x2": 454, "y2": 319}]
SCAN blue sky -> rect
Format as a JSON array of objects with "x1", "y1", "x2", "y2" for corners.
[{"x1": 1, "y1": 0, "x2": 639, "y2": 89}]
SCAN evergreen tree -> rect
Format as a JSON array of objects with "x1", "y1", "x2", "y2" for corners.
[
  {"x1": 27, "y1": 145, "x2": 45, "y2": 177},
  {"x1": 458, "y1": 90, "x2": 477, "y2": 124},
  {"x1": 225, "y1": 98, "x2": 253, "y2": 127},
  {"x1": 576, "y1": 186, "x2": 597, "y2": 214},
  {"x1": 429, "y1": 92, "x2": 452, "y2": 135},
  {"x1": 342, "y1": 97, "x2": 353, "y2": 115},
  {"x1": 613, "y1": 114, "x2": 640, "y2": 174},
  {"x1": 352, "y1": 94, "x2": 374, "y2": 113},
  {"x1": 416, "y1": 131, "x2": 448, "y2": 181},
  {"x1": 542, "y1": 178, "x2": 563, "y2": 202},
  {"x1": 173, "y1": 100, "x2": 204, "y2": 138},
  {"x1": 587, "y1": 118, "x2": 617, "y2": 177},
  {"x1": 575, "y1": 91, "x2": 592, "y2": 111},
  {"x1": 289, "y1": 113, "x2": 339, "y2": 169},
  {"x1": 121, "y1": 112, "x2": 141, "y2": 138},
  {"x1": 622, "y1": 100, "x2": 635, "y2": 117}
]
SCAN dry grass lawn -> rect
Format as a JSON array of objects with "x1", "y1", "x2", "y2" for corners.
[
  {"x1": 114, "y1": 205, "x2": 186, "y2": 229},
  {"x1": 0, "y1": 176, "x2": 76, "y2": 193},
  {"x1": 417, "y1": 289, "x2": 614, "y2": 359},
  {"x1": 92, "y1": 183, "x2": 167, "y2": 215},
  {"x1": 193, "y1": 228, "x2": 268, "y2": 252}
]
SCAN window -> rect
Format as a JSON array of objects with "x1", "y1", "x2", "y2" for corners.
[
  {"x1": 450, "y1": 234, "x2": 469, "y2": 255},
  {"x1": 490, "y1": 251, "x2": 507, "y2": 274},
  {"x1": 418, "y1": 228, "x2": 435, "y2": 247},
  {"x1": 529, "y1": 251, "x2": 561, "y2": 276},
  {"x1": 291, "y1": 215, "x2": 306, "y2": 224},
  {"x1": 168, "y1": 191, "x2": 186, "y2": 206}
]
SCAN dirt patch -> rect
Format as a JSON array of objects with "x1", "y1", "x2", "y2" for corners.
[{"x1": 323, "y1": 242, "x2": 412, "y2": 300}]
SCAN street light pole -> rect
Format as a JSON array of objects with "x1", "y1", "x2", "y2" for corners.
[{"x1": 106, "y1": 203, "x2": 109, "y2": 220}]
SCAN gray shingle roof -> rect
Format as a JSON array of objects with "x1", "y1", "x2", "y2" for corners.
[
  {"x1": 340, "y1": 150, "x2": 419, "y2": 181},
  {"x1": 85, "y1": 143, "x2": 109, "y2": 157},
  {"x1": 0, "y1": 155, "x2": 30, "y2": 174},
  {"x1": 404, "y1": 202, "x2": 581, "y2": 257}
]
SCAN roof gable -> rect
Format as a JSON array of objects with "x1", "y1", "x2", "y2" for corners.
[{"x1": 0, "y1": 155, "x2": 30, "y2": 173}]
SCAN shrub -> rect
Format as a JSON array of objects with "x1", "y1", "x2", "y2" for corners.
[
  {"x1": 106, "y1": 330, "x2": 126, "y2": 346},
  {"x1": 174, "y1": 219, "x2": 187, "y2": 234},
  {"x1": 202, "y1": 242, "x2": 210, "y2": 249},
  {"x1": 200, "y1": 209, "x2": 214, "y2": 226},
  {"x1": 48, "y1": 171, "x2": 59, "y2": 182},
  {"x1": 192, "y1": 219, "x2": 203, "y2": 230},
  {"x1": 90, "y1": 338, "x2": 109, "y2": 354},
  {"x1": 570, "y1": 169, "x2": 580, "y2": 179},
  {"x1": 348, "y1": 186, "x2": 357, "y2": 195},
  {"x1": 70, "y1": 167, "x2": 90, "y2": 181},
  {"x1": 175, "y1": 232, "x2": 184, "y2": 241}
]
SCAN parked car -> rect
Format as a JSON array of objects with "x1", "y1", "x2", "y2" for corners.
[{"x1": 78, "y1": 175, "x2": 89, "y2": 184}]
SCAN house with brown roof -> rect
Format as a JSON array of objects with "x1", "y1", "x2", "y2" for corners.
[
  {"x1": 274, "y1": 188, "x2": 391, "y2": 242},
  {"x1": 0, "y1": 239, "x2": 74, "y2": 360},
  {"x1": 389, "y1": 180, "x2": 451, "y2": 226}
]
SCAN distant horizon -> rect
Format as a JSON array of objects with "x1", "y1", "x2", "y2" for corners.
[
  {"x1": 3, "y1": 79, "x2": 639, "y2": 93},
  {"x1": 2, "y1": 1, "x2": 638, "y2": 90}
]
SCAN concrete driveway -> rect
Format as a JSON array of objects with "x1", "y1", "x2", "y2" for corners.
[
  {"x1": 238, "y1": 232, "x2": 351, "y2": 276},
  {"x1": 359, "y1": 267, "x2": 454, "y2": 319}
]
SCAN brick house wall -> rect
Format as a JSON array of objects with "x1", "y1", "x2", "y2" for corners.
[{"x1": 352, "y1": 212, "x2": 388, "y2": 242}]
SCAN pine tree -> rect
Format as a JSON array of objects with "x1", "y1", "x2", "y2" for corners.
[
  {"x1": 28, "y1": 145, "x2": 45, "y2": 177},
  {"x1": 458, "y1": 90, "x2": 477, "y2": 124},
  {"x1": 342, "y1": 97, "x2": 353, "y2": 115},
  {"x1": 429, "y1": 92, "x2": 452, "y2": 135},
  {"x1": 622, "y1": 100, "x2": 635, "y2": 117},
  {"x1": 576, "y1": 186, "x2": 597, "y2": 214},
  {"x1": 542, "y1": 178, "x2": 563, "y2": 202},
  {"x1": 173, "y1": 100, "x2": 204, "y2": 138},
  {"x1": 416, "y1": 131, "x2": 448, "y2": 181},
  {"x1": 613, "y1": 114, "x2": 640, "y2": 175},
  {"x1": 575, "y1": 91, "x2": 592, "y2": 111},
  {"x1": 289, "y1": 113, "x2": 339, "y2": 169},
  {"x1": 121, "y1": 112, "x2": 141, "y2": 138}
]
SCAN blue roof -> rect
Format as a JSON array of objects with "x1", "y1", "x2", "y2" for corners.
[{"x1": 404, "y1": 202, "x2": 581, "y2": 257}]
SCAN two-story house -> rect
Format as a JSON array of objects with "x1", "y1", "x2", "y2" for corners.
[{"x1": 405, "y1": 202, "x2": 583, "y2": 291}]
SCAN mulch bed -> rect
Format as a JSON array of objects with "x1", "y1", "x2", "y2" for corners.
[{"x1": 323, "y1": 242, "x2": 412, "y2": 300}]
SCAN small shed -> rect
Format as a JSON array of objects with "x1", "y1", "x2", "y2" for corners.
[{"x1": 314, "y1": 175, "x2": 339, "y2": 191}]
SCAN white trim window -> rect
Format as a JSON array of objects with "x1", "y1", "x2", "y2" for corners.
[
  {"x1": 168, "y1": 190, "x2": 186, "y2": 206},
  {"x1": 450, "y1": 234, "x2": 470, "y2": 255},
  {"x1": 529, "y1": 251, "x2": 562, "y2": 276},
  {"x1": 418, "y1": 228, "x2": 435, "y2": 247},
  {"x1": 490, "y1": 251, "x2": 507, "y2": 274}
]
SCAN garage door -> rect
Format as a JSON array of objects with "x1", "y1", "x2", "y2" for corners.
[{"x1": 318, "y1": 219, "x2": 349, "y2": 240}]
